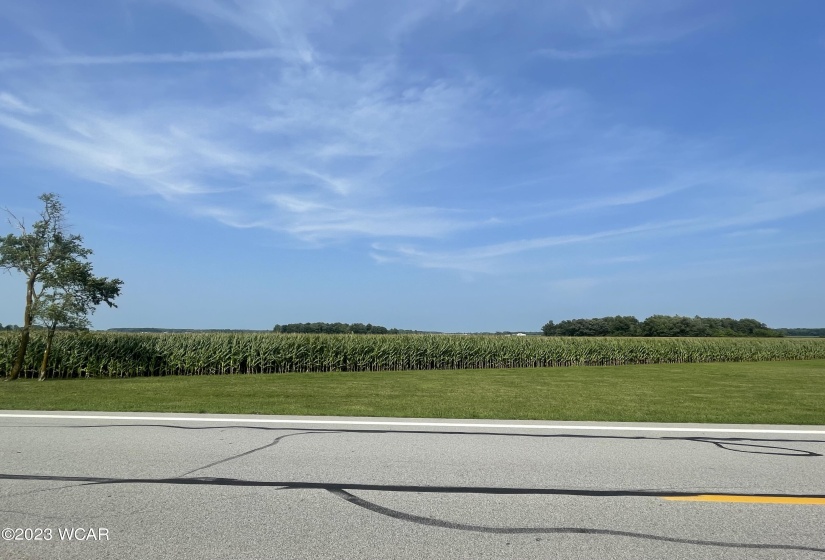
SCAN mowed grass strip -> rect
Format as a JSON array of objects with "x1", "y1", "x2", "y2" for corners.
[{"x1": 2, "y1": 360, "x2": 824, "y2": 424}]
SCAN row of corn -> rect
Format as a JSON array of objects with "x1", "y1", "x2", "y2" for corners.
[{"x1": 2, "y1": 332, "x2": 824, "y2": 379}]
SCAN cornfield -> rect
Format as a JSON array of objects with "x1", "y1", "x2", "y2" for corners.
[
  {"x1": 2, "y1": 332, "x2": 825, "y2": 379},
  {"x1": 0, "y1": 331, "x2": 825, "y2": 378}
]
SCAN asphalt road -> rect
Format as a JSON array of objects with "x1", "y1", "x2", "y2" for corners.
[{"x1": 1, "y1": 411, "x2": 824, "y2": 559}]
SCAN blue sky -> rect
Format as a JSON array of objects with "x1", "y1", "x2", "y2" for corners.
[{"x1": 1, "y1": 0, "x2": 823, "y2": 332}]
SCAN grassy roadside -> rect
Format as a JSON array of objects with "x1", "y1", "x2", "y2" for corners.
[{"x1": 2, "y1": 360, "x2": 824, "y2": 424}]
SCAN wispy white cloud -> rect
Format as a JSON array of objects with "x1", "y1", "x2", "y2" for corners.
[
  {"x1": 0, "y1": 0, "x2": 821, "y2": 282},
  {"x1": 709, "y1": 188, "x2": 825, "y2": 229},
  {"x1": 593, "y1": 255, "x2": 649, "y2": 264},
  {"x1": 198, "y1": 193, "x2": 487, "y2": 243},
  {"x1": 0, "y1": 66, "x2": 507, "y2": 241},
  {"x1": 535, "y1": 1, "x2": 715, "y2": 60},
  {"x1": 0, "y1": 49, "x2": 301, "y2": 71},
  {"x1": 269, "y1": 199, "x2": 481, "y2": 242},
  {"x1": 0, "y1": 104, "x2": 255, "y2": 199},
  {"x1": 371, "y1": 219, "x2": 694, "y2": 273},
  {"x1": 724, "y1": 228, "x2": 780, "y2": 238},
  {"x1": 586, "y1": 6, "x2": 622, "y2": 30},
  {"x1": 551, "y1": 182, "x2": 697, "y2": 215},
  {"x1": 0, "y1": 92, "x2": 39, "y2": 114},
  {"x1": 371, "y1": 175, "x2": 825, "y2": 273},
  {"x1": 537, "y1": 47, "x2": 631, "y2": 61},
  {"x1": 0, "y1": 51, "x2": 516, "y2": 240},
  {"x1": 150, "y1": 0, "x2": 320, "y2": 63},
  {"x1": 252, "y1": 64, "x2": 492, "y2": 159}
]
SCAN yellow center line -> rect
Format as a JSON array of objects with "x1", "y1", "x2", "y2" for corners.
[{"x1": 663, "y1": 495, "x2": 825, "y2": 505}]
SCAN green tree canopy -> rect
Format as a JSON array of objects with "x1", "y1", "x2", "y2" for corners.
[
  {"x1": 542, "y1": 315, "x2": 781, "y2": 338},
  {"x1": 1, "y1": 193, "x2": 122, "y2": 380},
  {"x1": 33, "y1": 258, "x2": 122, "y2": 380}
]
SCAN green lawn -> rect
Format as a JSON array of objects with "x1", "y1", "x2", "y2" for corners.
[{"x1": 2, "y1": 360, "x2": 824, "y2": 424}]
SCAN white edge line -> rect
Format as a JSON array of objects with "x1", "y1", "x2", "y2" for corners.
[{"x1": 0, "y1": 413, "x2": 824, "y2": 434}]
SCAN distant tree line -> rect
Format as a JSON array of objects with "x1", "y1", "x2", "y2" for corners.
[
  {"x1": 775, "y1": 328, "x2": 825, "y2": 338},
  {"x1": 108, "y1": 328, "x2": 270, "y2": 333},
  {"x1": 273, "y1": 322, "x2": 421, "y2": 335},
  {"x1": 541, "y1": 315, "x2": 783, "y2": 337},
  {"x1": 2, "y1": 323, "x2": 84, "y2": 332}
]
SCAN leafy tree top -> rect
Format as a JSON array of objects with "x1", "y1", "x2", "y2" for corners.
[{"x1": 0, "y1": 193, "x2": 90, "y2": 281}]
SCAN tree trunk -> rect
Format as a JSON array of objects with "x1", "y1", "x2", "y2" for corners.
[
  {"x1": 39, "y1": 321, "x2": 57, "y2": 381},
  {"x1": 8, "y1": 328, "x2": 30, "y2": 381},
  {"x1": 8, "y1": 278, "x2": 35, "y2": 381}
]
